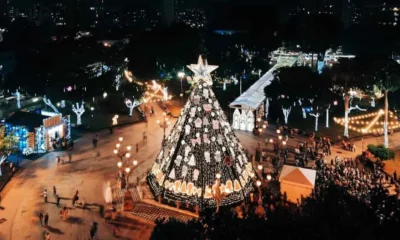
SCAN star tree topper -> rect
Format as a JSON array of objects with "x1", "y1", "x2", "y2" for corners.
[{"x1": 187, "y1": 55, "x2": 218, "y2": 86}]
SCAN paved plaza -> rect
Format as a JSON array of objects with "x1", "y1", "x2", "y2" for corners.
[{"x1": 1, "y1": 102, "x2": 400, "y2": 239}]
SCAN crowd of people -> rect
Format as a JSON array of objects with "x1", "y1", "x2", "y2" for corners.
[{"x1": 315, "y1": 157, "x2": 400, "y2": 224}]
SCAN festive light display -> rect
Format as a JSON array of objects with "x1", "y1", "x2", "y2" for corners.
[
  {"x1": 62, "y1": 115, "x2": 71, "y2": 139},
  {"x1": 112, "y1": 115, "x2": 119, "y2": 125},
  {"x1": 333, "y1": 110, "x2": 400, "y2": 133},
  {"x1": 43, "y1": 96, "x2": 59, "y2": 113},
  {"x1": 125, "y1": 98, "x2": 141, "y2": 116},
  {"x1": 14, "y1": 90, "x2": 21, "y2": 109},
  {"x1": 143, "y1": 80, "x2": 172, "y2": 103},
  {"x1": 0, "y1": 154, "x2": 8, "y2": 176},
  {"x1": 147, "y1": 57, "x2": 255, "y2": 210},
  {"x1": 72, "y1": 101, "x2": 85, "y2": 126},
  {"x1": 35, "y1": 126, "x2": 46, "y2": 152}
]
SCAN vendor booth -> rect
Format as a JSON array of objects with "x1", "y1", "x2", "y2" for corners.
[
  {"x1": 5, "y1": 111, "x2": 71, "y2": 155},
  {"x1": 278, "y1": 165, "x2": 316, "y2": 203}
]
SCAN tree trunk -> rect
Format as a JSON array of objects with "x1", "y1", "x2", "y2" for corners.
[
  {"x1": 344, "y1": 94, "x2": 350, "y2": 137},
  {"x1": 302, "y1": 108, "x2": 307, "y2": 119},
  {"x1": 326, "y1": 108, "x2": 329, "y2": 128},
  {"x1": 384, "y1": 90, "x2": 389, "y2": 147}
]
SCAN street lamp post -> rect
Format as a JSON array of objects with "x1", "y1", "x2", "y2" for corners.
[
  {"x1": 178, "y1": 72, "x2": 185, "y2": 105},
  {"x1": 157, "y1": 112, "x2": 170, "y2": 147},
  {"x1": 114, "y1": 137, "x2": 137, "y2": 189}
]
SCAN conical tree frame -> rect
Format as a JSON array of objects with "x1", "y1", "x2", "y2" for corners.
[{"x1": 147, "y1": 77, "x2": 255, "y2": 210}]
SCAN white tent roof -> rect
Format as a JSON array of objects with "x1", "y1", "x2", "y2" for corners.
[
  {"x1": 229, "y1": 57, "x2": 298, "y2": 111},
  {"x1": 279, "y1": 165, "x2": 316, "y2": 188}
]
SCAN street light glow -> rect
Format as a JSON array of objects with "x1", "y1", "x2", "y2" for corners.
[
  {"x1": 133, "y1": 160, "x2": 138, "y2": 166},
  {"x1": 267, "y1": 175, "x2": 272, "y2": 181},
  {"x1": 256, "y1": 180, "x2": 261, "y2": 187},
  {"x1": 117, "y1": 161, "x2": 122, "y2": 167},
  {"x1": 178, "y1": 72, "x2": 185, "y2": 78},
  {"x1": 119, "y1": 137, "x2": 123, "y2": 142},
  {"x1": 216, "y1": 173, "x2": 221, "y2": 179}
]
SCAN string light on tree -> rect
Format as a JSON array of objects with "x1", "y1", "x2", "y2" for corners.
[
  {"x1": 72, "y1": 101, "x2": 85, "y2": 126},
  {"x1": 125, "y1": 98, "x2": 141, "y2": 116},
  {"x1": 333, "y1": 110, "x2": 400, "y2": 133},
  {"x1": 43, "y1": 96, "x2": 59, "y2": 113},
  {"x1": 147, "y1": 56, "x2": 255, "y2": 211}
]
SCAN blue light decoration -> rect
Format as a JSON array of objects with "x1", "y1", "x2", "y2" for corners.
[
  {"x1": 35, "y1": 126, "x2": 46, "y2": 152},
  {"x1": 62, "y1": 115, "x2": 71, "y2": 139},
  {"x1": 160, "y1": 73, "x2": 165, "y2": 78},
  {"x1": 305, "y1": 108, "x2": 312, "y2": 113},
  {"x1": 5, "y1": 123, "x2": 28, "y2": 150},
  {"x1": 242, "y1": 74, "x2": 246, "y2": 79},
  {"x1": 317, "y1": 61, "x2": 325, "y2": 74}
]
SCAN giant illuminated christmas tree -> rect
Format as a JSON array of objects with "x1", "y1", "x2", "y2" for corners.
[{"x1": 147, "y1": 56, "x2": 255, "y2": 210}]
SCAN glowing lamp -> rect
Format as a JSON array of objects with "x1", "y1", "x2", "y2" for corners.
[
  {"x1": 278, "y1": 136, "x2": 282, "y2": 140},
  {"x1": 276, "y1": 129, "x2": 281, "y2": 134},
  {"x1": 178, "y1": 72, "x2": 185, "y2": 78},
  {"x1": 257, "y1": 164, "x2": 263, "y2": 170},
  {"x1": 216, "y1": 173, "x2": 221, "y2": 179},
  {"x1": 125, "y1": 153, "x2": 131, "y2": 158},
  {"x1": 113, "y1": 149, "x2": 118, "y2": 154},
  {"x1": 262, "y1": 124, "x2": 266, "y2": 129},
  {"x1": 116, "y1": 143, "x2": 120, "y2": 148},
  {"x1": 125, "y1": 167, "x2": 131, "y2": 173},
  {"x1": 333, "y1": 100, "x2": 338, "y2": 106},
  {"x1": 119, "y1": 137, "x2": 123, "y2": 142},
  {"x1": 117, "y1": 161, "x2": 122, "y2": 167},
  {"x1": 257, "y1": 118, "x2": 261, "y2": 122},
  {"x1": 127, "y1": 146, "x2": 131, "y2": 151},
  {"x1": 133, "y1": 160, "x2": 138, "y2": 166},
  {"x1": 282, "y1": 141, "x2": 287, "y2": 145},
  {"x1": 269, "y1": 139, "x2": 273, "y2": 143},
  {"x1": 266, "y1": 175, "x2": 272, "y2": 181},
  {"x1": 256, "y1": 180, "x2": 262, "y2": 187}
]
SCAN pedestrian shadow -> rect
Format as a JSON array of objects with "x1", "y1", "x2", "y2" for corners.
[
  {"x1": 46, "y1": 226, "x2": 65, "y2": 235},
  {"x1": 0, "y1": 206, "x2": 5, "y2": 210},
  {"x1": 60, "y1": 197, "x2": 72, "y2": 200},
  {"x1": 67, "y1": 216, "x2": 83, "y2": 224}
]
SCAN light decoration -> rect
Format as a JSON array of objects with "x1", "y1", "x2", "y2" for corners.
[
  {"x1": 62, "y1": 115, "x2": 71, "y2": 139},
  {"x1": 35, "y1": 126, "x2": 47, "y2": 152},
  {"x1": 124, "y1": 70, "x2": 133, "y2": 82},
  {"x1": 43, "y1": 96, "x2": 59, "y2": 113},
  {"x1": 72, "y1": 101, "x2": 85, "y2": 126},
  {"x1": 67, "y1": 86, "x2": 73, "y2": 91},
  {"x1": 112, "y1": 115, "x2": 119, "y2": 125},
  {"x1": 282, "y1": 107, "x2": 291, "y2": 124},
  {"x1": 333, "y1": 110, "x2": 400, "y2": 133},
  {"x1": 309, "y1": 111, "x2": 320, "y2": 131},
  {"x1": 147, "y1": 56, "x2": 254, "y2": 211},
  {"x1": 125, "y1": 98, "x2": 141, "y2": 116},
  {"x1": 0, "y1": 154, "x2": 8, "y2": 176},
  {"x1": 143, "y1": 80, "x2": 169, "y2": 102},
  {"x1": 14, "y1": 90, "x2": 21, "y2": 109}
]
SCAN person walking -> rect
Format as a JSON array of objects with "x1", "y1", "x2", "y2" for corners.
[
  {"x1": 57, "y1": 156, "x2": 60, "y2": 166},
  {"x1": 39, "y1": 212, "x2": 44, "y2": 226},
  {"x1": 53, "y1": 186, "x2": 57, "y2": 196},
  {"x1": 45, "y1": 232, "x2": 50, "y2": 240},
  {"x1": 136, "y1": 143, "x2": 139, "y2": 153},
  {"x1": 56, "y1": 195, "x2": 60, "y2": 207},
  {"x1": 68, "y1": 152, "x2": 72, "y2": 163},
  {"x1": 44, "y1": 213, "x2": 49, "y2": 226},
  {"x1": 63, "y1": 207, "x2": 69, "y2": 220},
  {"x1": 90, "y1": 222, "x2": 98, "y2": 240},
  {"x1": 44, "y1": 190, "x2": 48, "y2": 203}
]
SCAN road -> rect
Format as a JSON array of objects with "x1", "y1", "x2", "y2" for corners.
[{"x1": 0, "y1": 103, "x2": 174, "y2": 240}]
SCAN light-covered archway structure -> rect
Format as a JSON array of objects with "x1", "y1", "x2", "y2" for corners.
[{"x1": 229, "y1": 57, "x2": 298, "y2": 131}]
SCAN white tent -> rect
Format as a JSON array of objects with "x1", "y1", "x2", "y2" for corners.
[{"x1": 278, "y1": 165, "x2": 316, "y2": 204}]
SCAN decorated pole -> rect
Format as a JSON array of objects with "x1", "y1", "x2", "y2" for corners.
[
  {"x1": 282, "y1": 107, "x2": 291, "y2": 124},
  {"x1": 309, "y1": 112, "x2": 320, "y2": 132},
  {"x1": 72, "y1": 101, "x2": 85, "y2": 126},
  {"x1": 43, "y1": 96, "x2": 60, "y2": 113},
  {"x1": 125, "y1": 98, "x2": 140, "y2": 116},
  {"x1": 15, "y1": 90, "x2": 21, "y2": 109}
]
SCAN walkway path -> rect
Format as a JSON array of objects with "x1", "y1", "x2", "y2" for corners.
[{"x1": 0, "y1": 103, "x2": 171, "y2": 240}]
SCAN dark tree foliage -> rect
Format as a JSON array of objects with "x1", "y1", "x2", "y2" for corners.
[{"x1": 151, "y1": 185, "x2": 397, "y2": 240}]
